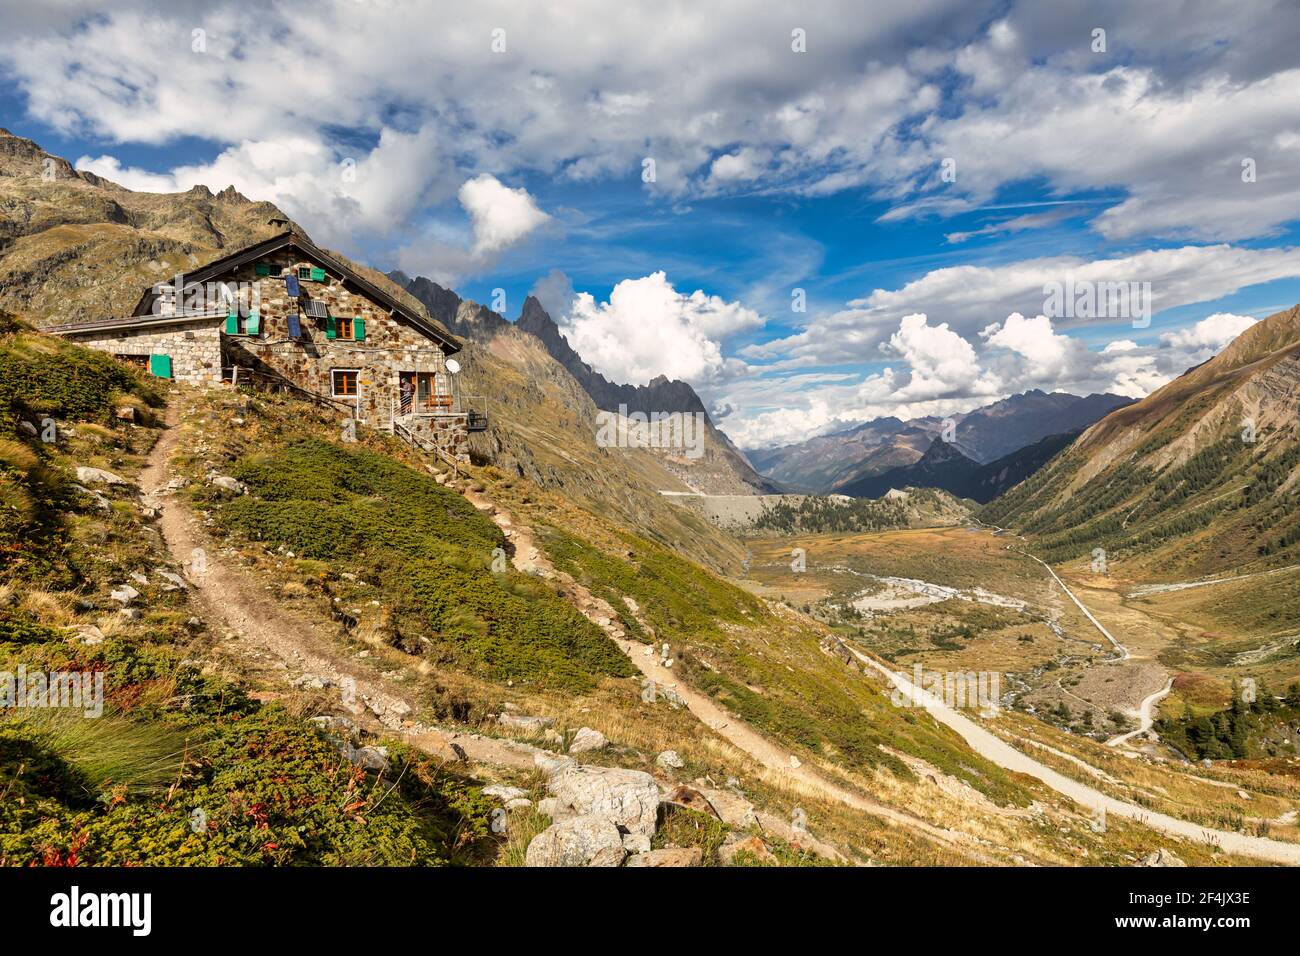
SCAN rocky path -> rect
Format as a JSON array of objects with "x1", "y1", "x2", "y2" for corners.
[
  {"x1": 1105, "y1": 678, "x2": 1175, "y2": 748},
  {"x1": 140, "y1": 404, "x2": 541, "y2": 772}
]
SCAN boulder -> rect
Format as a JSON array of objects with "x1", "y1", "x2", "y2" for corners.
[
  {"x1": 625, "y1": 847, "x2": 702, "y2": 868},
  {"x1": 115, "y1": 406, "x2": 137, "y2": 423},
  {"x1": 525, "y1": 815, "x2": 626, "y2": 867},
  {"x1": 1140, "y1": 848, "x2": 1187, "y2": 867},
  {"x1": 656, "y1": 750, "x2": 685, "y2": 770},
  {"x1": 498, "y1": 713, "x2": 555, "y2": 734},
  {"x1": 210, "y1": 475, "x2": 247, "y2": 494},
  {"x1": 76, "y1": 466, "x2": 126, "y2": 486},
  {"x1": 543, "y1": 763, "x2": 660, "y2": 838},
  {"x1": 698, "y1": 787, "x2": 759, "y2": 829},
  {"x1": 568, "y1": 727, "x2": 608, "y2": 754}
]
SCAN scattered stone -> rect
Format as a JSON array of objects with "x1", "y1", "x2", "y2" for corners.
[
  {"x1": 68, "y1": 624, "x2": 105, "y2": 646},
  {"x1": 789, "y1": 755, "x2": 801, "y2": 769},
  {"x1": 109, "y1": 584, "x2": 140, "y2": 605},
  {"x1": 210, "y1": 475, "x2": 248, "y2": 494},
  {"x1": 568, "y1": 727, "x2": 608, "y2": 754},
  {"x1": 309, "y1": 715, "x2": 360, "y2": 736},
  {"x1": 505, "y1": 798, "x2": 532, "y2": 810},
  {"x1": 525, "y1": 815, "x2": 626, "y2": 867},
  {"x1": 76, "y1": 466, "x2": 127, "y2": 486},
  {"x1": 346, "y1": 744, "x2": 389, "y2": 771},
  {"x1": 156, "y1": 570, "x2": 187, "y2": 590},
  {"x1": 118, "y1": 608, "x2": 141, "y2": 621},
  {"x1": 1140, "y1": 848, "x2": 1187, "y2": 867},
  {"x1": 129, "y1": 571, "x2": 149, "y2": 586},
  {"x1": 656, "y1": 750, "x2": 684, "y2": 770},
  {"x1": 498, "y1": 713, "x2": 555, "y2": 734},
  {"x1": 621, "y1": 832, "x2": 652, "y2": 854},
  {"x1": 18, "y1": 420, "x2": 38, "y2": 436},
  {"x1": 115, "y1": 405, "x2": 137, "y2": 423},
  {"x1": 625, "y1": 847, "x2": 702, "y2": 867},
  {"x1": 1236, "y1": 790, "x2": 1251, "y2": 800}
]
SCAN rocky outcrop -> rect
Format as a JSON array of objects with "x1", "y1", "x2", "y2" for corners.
[
  {"x1": 538, "y1": 757, "x2": 660, "y2": 838},
  {"x1": 525, "y1": 814, "x2": 627, "y2": 867}
]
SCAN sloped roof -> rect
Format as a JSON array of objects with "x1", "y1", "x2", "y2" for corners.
[{"x1": 51, "y1": 231, "x2": 462, "y2": 353}]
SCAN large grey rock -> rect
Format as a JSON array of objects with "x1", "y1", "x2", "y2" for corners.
[
  {"x1": 656, "y1": 750, "x2": 684, "y2": 769},
  {"x1": 568, "y1": 727, "x2": 608, "y2": 754},
  {"x1": 698, "y1": 787, "x2": 759, "y2": 829},
  {"x1": 525, "y1": 815, "x2": 626, "y2": 867},
  {"x1": 76, "y1": 466, "x2": 127, "y2": 486},
  {"x1": 543, "y1": 763, "x2": 660, "y2": 838},
  {"x1": 210, "y1": 475, "x2": 247, "y2": 494}
]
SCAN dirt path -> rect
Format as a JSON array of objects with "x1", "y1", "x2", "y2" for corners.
[
  {"x1": 1106, "y1": 678, "x2": 1175, "y2": 748},
  {"x1": 1016, "y1": 550, "x2": 1128, "y2": 660},
  {"x1": 140, "y1": 404, "x2": 540, "y2": 772},
  {"x1": 848, "y1": 647, "x2": 1300, "y2": 865}
]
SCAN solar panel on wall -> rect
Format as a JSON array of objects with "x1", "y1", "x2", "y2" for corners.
[
  {"x1": 303, "y1": 300, "x2": 328, "y2": 319},
  {"x1": 287, "y1": 315, "x2": 302, "y2": 338},
  {"x1": 285, "y1": 275, "x2": 301, "y2": 297}
]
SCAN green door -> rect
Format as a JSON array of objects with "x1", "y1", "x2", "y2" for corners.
[{"x1": 149, "y1": 354, "x2": 173, "y2": 379}]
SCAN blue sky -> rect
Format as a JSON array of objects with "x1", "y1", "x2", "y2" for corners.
[{"x1": 2, "y1": 1, "x2": 1299, "y2": 448}]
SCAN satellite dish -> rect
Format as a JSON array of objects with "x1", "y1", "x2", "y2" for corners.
[{"x1": 445, "y1": 359, "x2": 461, "y2": 374}]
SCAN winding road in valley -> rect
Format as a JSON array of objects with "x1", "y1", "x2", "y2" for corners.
[
  {"x1": 846, "y1": 646, "x2": 1300, "y2": 865},
  {"x1": 1106, "y1": 678, "x2": 1175, "y2": 748}
]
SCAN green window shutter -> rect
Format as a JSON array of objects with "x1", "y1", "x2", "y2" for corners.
[
  {"x1": 310, "y1": 267, "x2": 326, "y2": 282},
  {"x1": 246, "y1": 311, "x2": 261, "y2": 335},
  {"x1": 352, "y1": 317, "x2": 365, "y2": 341},
  {"x1": 149, "y1": 354, "x2": 172, "y2": 379},
  {"x1": 225, "y1": 312, "x2": 239, "y2": 335},
  {"x1": 325, "y1": 315, "x2": 337, "y2": 339},
  {"x1": 255, "y1": 263, "x2": 270, "y2": 276}
]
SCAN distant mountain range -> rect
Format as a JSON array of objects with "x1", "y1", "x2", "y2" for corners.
[
  {"x1": 839, "y1": 428, "x2": 1085, "y2": 503},
  {"x1": 750, "y1": 390, "x2": 1134, "y2": 494}
]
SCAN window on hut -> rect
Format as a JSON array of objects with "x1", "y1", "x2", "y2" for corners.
[{"x1": 332, "y1": 369, "x2": 359, "y2": 398}]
